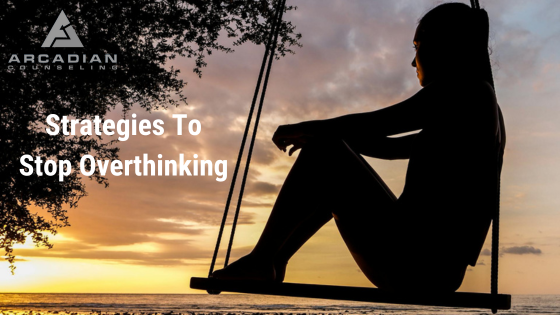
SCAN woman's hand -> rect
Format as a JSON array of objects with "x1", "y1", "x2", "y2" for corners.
[{"x1": 272, "y1": 123, "x2": 317, "y2": 156}]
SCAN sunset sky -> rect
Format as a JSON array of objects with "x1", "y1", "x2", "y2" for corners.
[{"x1": 2, "y1": 0, "x2": 560, "y2": 294}]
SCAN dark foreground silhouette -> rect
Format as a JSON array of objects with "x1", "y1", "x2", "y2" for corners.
[{"x1": 212, "y1": 2, "x2": 505, "y2": 292}]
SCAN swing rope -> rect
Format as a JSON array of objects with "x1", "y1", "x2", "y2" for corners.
[
  {"x1": 470, "y1": 0, "x2": 504, "y2": 312},
  {"x1": 225, "y1": 0, "x2": 288, "y2": 268},
  {"x1": 470, "y1": 0, "x2": 480, "y2": 10},
  {"x1": 492, "y1": 127, "x2": 503, "y2": 314},
  {"x1": 208, "y1": 0, "x2": 286, "y2": 277}
]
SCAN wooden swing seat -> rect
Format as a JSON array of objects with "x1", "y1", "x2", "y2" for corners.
[{"x1": 190, "y1": 277, "x2": 511, "y2": 310}]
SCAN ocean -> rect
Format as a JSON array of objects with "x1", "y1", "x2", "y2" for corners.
[{"x1": 0, "y1": 294, "x2": 557, "y2": 315}]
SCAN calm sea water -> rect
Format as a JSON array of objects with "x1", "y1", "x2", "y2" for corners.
[{"x1": 0, "y1": 294, "x2": 557, "y2": 315}]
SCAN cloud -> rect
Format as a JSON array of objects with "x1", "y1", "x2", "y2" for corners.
[
  {"x1": 481, "y1": 245, "x2": 543, "y2": 256},
  {"x1": 17, "y1": 239, "x2": 213, "y2": 266},
  {"x1": 4, "y1": 258, "x2": 29, "y2": 262},
  {"x1": 247, "y1": 181, "x2": 281, "y2": 196},
  {"x1": 502, "y1": 246, "x2": 543, "y2": 255}
]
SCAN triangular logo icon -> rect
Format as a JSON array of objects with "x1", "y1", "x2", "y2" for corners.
[{"x1": 41, "y1": 10, "x2": 84, "y2": 48}]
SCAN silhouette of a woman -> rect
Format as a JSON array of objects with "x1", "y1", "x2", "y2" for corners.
[{"x1": 213, "y1": 2, "x2": 505, "y2": 292}]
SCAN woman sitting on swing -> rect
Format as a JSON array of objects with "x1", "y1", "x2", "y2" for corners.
[{"x1": 212, "y1": 2, "x2": 505, "y2": 292}]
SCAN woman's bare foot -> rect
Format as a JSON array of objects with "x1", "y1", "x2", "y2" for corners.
[{"x1": 211, "y1": 253, "x2": 276, "y2": 281}]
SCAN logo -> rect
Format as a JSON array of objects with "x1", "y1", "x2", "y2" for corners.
[
  {"x1": 42, "y1": 10, "x2": 84, "y2": 48},
  {"x1": 6, "y1": 10, "x2": 119, "y2": 71}
]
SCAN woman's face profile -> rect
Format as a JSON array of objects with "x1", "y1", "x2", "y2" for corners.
[{"x1": 411, "y1": 23, "x2": 432, "y2": 87}]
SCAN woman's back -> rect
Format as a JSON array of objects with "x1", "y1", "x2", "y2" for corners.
[{"x1": 398, "y1": 80, "x2": 503, "y2": 266}]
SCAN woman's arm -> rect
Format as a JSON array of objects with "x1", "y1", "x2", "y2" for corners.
[
  {"x1": 310, "y1": 84, "x2": 438, "y2": 137},
  {"x1": 273, "y1": 83, "x2": 439, "y2": 155}
]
